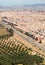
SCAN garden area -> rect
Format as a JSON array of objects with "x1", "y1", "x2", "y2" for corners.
[{"x1": 0, "y1": 37, "x2": 44, "y2": 65}]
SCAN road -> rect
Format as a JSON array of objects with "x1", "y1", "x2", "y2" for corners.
[{"x1": 13, "y1": 28, "x2": 45, "y2": 56}]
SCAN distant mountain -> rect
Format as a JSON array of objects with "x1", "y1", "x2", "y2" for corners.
[
  {"x1": 21, "y1": 4, "x2": 45, "y2": 11},
  {"x1": 0, "y1": 4, "x2": 45, "y2": 11},
  {"x1": 32, "y1": 4, "x2": 45, "y2": 6},
  {"x1": 23, "y1": 4, "x2": 45, "y2": 6}
]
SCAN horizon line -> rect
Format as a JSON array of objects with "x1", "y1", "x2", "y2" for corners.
[{"x1": 0, "y1": 3, "x2": 45, "y2": 6}]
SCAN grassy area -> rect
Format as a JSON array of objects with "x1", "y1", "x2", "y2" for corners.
[
  {"x1": 0, "y1": 61, "x2": 11, "y2": 65},
  {"x1": 0, "y1": 28, "x2": 14, "y2": 38},
  {"x1": 0, "y1": 24, "x2": 5, "y2": 29},
  {"x1": 0, "y1": 29, "x2": 9, "y2": 36}
]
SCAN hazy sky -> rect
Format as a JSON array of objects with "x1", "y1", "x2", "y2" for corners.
[{"x1": 0, "y1": 0, "x2": 45, "y2": 6}]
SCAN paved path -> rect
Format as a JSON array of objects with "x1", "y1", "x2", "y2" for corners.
[{"x1": 13, "y1": 28, "x2": 45, "y2": 57}]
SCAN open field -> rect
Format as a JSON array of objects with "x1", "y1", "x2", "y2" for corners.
[
  {"x1": 0, "y1": 24, "x2": 10, "y2": 37},
  {"x1": 0, "y1": 29, "x2": 9, "y2": 36}
]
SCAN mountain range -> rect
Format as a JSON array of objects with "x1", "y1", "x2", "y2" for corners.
[{"x1": 0, "y1": 4, "x2": 45, "y2": 10}]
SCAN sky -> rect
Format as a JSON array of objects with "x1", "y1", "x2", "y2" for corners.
[{"x1": 0, "y1": 0, "x2": 45, "y2": 6}]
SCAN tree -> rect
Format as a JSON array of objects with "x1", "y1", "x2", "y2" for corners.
[{"x1": 7, "y1": 28, "x2": 14, "y2": 36}]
